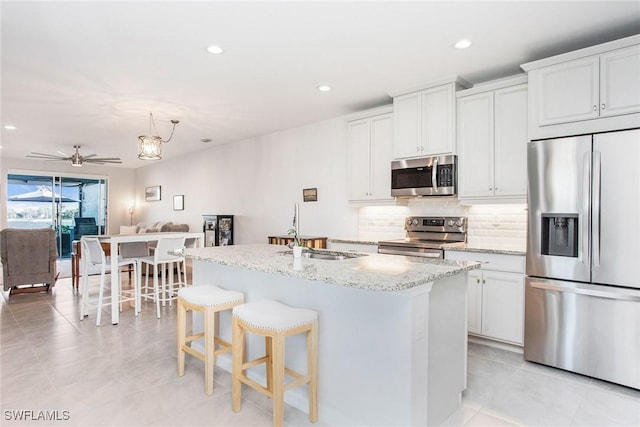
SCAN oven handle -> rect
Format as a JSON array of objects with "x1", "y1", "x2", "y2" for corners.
[{"x1": 378, "y1": 248, "x2": 442, "y2": 258}]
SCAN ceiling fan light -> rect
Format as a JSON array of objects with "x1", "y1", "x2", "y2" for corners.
[{"x1": 138, "y1": 135, "x2": 163, "y2": 160}]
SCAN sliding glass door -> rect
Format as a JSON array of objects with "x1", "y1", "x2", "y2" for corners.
[{"x1": 7, "y1": 173, "x2": 108, "y2": 258}]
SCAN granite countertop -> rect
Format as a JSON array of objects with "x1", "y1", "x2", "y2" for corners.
[
  {"x1": 445, "y1": 243, "x2": 526, "y2": 256},
  {"x1": 328, "y1": 238, "x2": 526, "y2": 255},
  {"x1": 185, "y1": 243, "x2": 480, "y2": 292},
  {"x1": 327, "y1": 238, "x2": 378, "y2": 245}
]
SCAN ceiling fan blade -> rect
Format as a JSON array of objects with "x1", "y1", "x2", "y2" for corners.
[
  {"x1": 83, "y1": 154, "x2": 98, "y2": 159},
  {"x1": 27, "y1": 153, "x2": 67, "y2": 160},
  {"x1": 85, "y1": 158, "x2": 123, "y2": 164},
  {"x1": 57, "y1": 151, "x2": 70, "y2": 157}
]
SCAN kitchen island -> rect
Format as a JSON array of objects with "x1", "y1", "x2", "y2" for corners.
[{"x1": 185, "y1": 244, "x2": 479, "y2": 426}]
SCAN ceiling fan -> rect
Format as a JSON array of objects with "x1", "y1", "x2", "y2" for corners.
[{"x1": 26, "y1": 145, "x2": 122, "y2": 167}]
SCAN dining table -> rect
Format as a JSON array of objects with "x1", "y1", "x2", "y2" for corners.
[{"x1": 81, "y1": 231, "x2": 205, "y2": 325}]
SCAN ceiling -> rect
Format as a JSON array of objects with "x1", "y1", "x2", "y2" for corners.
[{"x1": 2, "y1": 1, "x2": 639, "y2": 168}]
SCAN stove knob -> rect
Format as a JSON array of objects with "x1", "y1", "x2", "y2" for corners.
[
  {"x1": 455, "y1": 219, "x2": 464, "y2": 227},
  {"x1": 412, "y1": 218, "x2": 419, "y2": 226},
  {"x1": 406, "y1": 218, "x2": 413, "y2": 227},
  {"x1": 447, "y1": 219, "x2": 455, "y2": 227}
]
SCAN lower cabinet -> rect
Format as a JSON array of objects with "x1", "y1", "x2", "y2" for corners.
[{"x1": 446, "y1": 251, "x2": 525, "y2": 345}]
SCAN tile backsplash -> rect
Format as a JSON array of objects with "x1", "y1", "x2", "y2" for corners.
[{"x1": 357, "y1": 201, "x2": 527, "y2": 249}]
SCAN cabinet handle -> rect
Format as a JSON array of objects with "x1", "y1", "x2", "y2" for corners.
[
  {"x1": 601, "y1": 103, "x2": 606, "y2": 110},
  {"x1": 593, "y1": 105, "x2": 597, "y2": 111},
  {"x1": 416, "y1": 146, "x2": 420, "y2": 152},
  {"x1": 476, "y1": 279, "x2": 480, "y2": 284},
  {"x1": 482, "y1": 279, "x2": 486, "y2": 284}
]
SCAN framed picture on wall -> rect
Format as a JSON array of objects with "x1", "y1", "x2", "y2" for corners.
[
  {"x1": 145, "y1": 186, "x2": 161, "y2": 202},
  {"x1": 173, "y1": 195, "x2": 184, "y2": 211}
]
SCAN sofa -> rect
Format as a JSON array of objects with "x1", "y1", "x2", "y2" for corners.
[
  {"x1": 1, "y1": 228, "x2": 58, "y2": 294},
  {"x1": 120, "y1": 221, "x2": 190, "y2": 234}
]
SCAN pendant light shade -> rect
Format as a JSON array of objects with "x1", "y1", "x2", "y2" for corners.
[{"x1": 137, "y1": 113, "x2": 179, "y2": 160}]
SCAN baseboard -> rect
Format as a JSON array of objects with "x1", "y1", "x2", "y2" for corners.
[{"x1": 468, "y1": 335, "x2": 523, "y2": 354}]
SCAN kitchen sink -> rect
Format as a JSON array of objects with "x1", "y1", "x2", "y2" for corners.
[
  {"x1": 280, "y1": 249, "x2": 366, "y2": 260},
  {"x1": 303, "y1": 252, "x2": 357, "y2": 260}
]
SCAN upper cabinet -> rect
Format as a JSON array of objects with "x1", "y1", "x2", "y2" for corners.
[
  {"x1": 346, "y1": 106, "x2": 394, "y2": 203},
  {"x1": 522, "y1": 35, "x2": 640, "y2": 140},
  {"x1": 390, "y1": 76, "x2": 469, "y2": 159},
  {"x1": 457, "y1": 76, "x2": 528, "y2": 203}
]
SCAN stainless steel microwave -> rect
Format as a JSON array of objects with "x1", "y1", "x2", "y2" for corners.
[{"x1": 391, "y1": 155, "x2": 457, "y2": 197}]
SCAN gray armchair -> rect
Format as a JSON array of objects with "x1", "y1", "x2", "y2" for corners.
[{"x1": 1, "y1": 228, "x2": 58, "y2": 294}]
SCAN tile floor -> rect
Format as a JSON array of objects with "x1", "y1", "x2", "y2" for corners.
[{"x1": 1, "y1": 276, "x2": 639, "y2": 427}]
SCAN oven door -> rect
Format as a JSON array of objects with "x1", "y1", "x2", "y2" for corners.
[{"x1": 378, "y1": 244, "x2": 443, "y2": 259}]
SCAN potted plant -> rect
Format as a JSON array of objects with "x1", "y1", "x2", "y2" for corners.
[{"x1": 288, "y1": 227, "x2": 304, "y2": 258}]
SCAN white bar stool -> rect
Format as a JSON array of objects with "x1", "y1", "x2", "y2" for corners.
[
  {"x1": 231, "y1": 300, "x2": 318, "y2": 427},
  {"x1": 177, "y1": 285, "x2": 245, "y2": 395}
]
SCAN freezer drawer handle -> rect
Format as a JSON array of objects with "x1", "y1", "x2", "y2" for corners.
[{"x1": 530, "y1": 282, "x2": 640, "y2": 302}]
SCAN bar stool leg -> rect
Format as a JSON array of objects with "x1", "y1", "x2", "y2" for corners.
[
  {"x1": 177, "y1": 299, "x2": 187, "y2": 377},
  {"x1": 204, "y1": 306, "x2": 216, "y2": 395},
  {"x1": 272, "y1": 333, "x2": 286, "y2": 427},
  {"x1": 265, "y1": 335, "x2": 273, "y2": 391},
  {"x1": 232, "y1": 317, "x2": 244, "y2": 413},
  {"x1": 308, "y1": 324, "x2": 319, "y2": 422}
]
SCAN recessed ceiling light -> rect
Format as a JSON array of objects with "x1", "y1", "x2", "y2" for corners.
[
  {"x1": 206, "y1": 45, "x2": 224, "y2": 54},
  {"x1": 455, "y1": 39, "x2": 472, "y2": 50},
  {"x1": 4, "y1": 125, "x2": 17, "y2": 130},
  {"x1": 317, "y1": 85, "x2": 332, "y2": 92}
]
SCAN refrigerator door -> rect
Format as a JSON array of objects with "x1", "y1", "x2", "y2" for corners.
[
  {"x1": 592, "y1": 128, "x2": 640, "y2": 288},
  {"x1": 524, "y1": 277, "x2": 640, "y2": 390},
  {"x1": 526, "y1": 136, "x2": 592, "y2": 282}
]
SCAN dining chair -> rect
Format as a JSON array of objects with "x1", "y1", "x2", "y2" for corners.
[
  {"x1": 79, "y1": 237, "x2": 141, "y2": 326},
  {"x1": 138, "y1": 236, "x2": 187, "y2": 318}
]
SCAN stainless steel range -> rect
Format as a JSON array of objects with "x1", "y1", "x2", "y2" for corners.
[{"x1": 378, "y1": 216, "x2": 467, "y2": 259}]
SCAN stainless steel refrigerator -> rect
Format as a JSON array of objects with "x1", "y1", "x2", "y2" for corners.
[{"x1": 525, "y1": 128, "x2": 640, "y2": 390}]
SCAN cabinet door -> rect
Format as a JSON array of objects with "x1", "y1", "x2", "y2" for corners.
[
  {"x1": 535, "y1": 56, "x2": 599, "y2": 126},
  {"x1": 467, "y1": 270, "x2": 483, "y2": 335},
  {"x1": 369, "y1": 114, "x2": 393, "y2": 199},
  {"x1": 600, "y1": 45, "x2": 640, "y2": 117},
  {"x1": 494, "y1": 84, "x2": 528, "y2": 197},
  {"x1": 347, "y1": 119, "x2": 372, "y2": 200},
  {"x1": 481, "y1": 271, "x2": 524, "y2": 344},
  {"x1": 422, "y1": 84, "x2": 455, "y2": 155},
  {"x1": 457, "y1": 92, "x2": 494, "y2": 198},
  {"x1": 393, "y1": 92, "x2": 422, "y2": 158}
]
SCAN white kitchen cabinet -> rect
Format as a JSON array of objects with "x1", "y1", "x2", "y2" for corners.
[
  {"x1": 457, "y1": 77, "x2": 527, "y2": 202},
  {"x1": 600, "y1": 45, "x2": 640, "y2": 117},
  {"x1": 522, "y1": 35, "x2": 640, "y2": 139},
  {"x1": 446, "y1": 250, "x2": 525, "y2": 345},
  {"x1": 347, "y1": 108, "x2": 393, "y2": 202},
  {"x1": 391, "y1": 77, "x2": 468, "y2": 159},
  {"x1": 534, "y1": 56, "x2": 600, "y2": 126}
]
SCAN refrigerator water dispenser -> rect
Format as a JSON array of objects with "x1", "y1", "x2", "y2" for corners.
[{"x1": 541, "y1": 214, "x2": 578, "y2": 257}]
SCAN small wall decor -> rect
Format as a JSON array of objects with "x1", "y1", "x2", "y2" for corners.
[
  {"x1": 145, "y1": 185, "x2": 161, "y2": 202},
  {"x1": 303, "y1": 187, "x2": 318, "y2": 202},
  {"x1": 173, "y1": 194, "x2": 184, "y2": 211}
]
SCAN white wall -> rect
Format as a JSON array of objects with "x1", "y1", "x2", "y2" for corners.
[
  {"x1": 1, "y1": 157, "x2": 135, "y2": 232},
  {"x1": 134, "y1": 116, "x2": 359, "y2": 243},
  {"x1": 2, "y1": 120, "x2": 527, "y2": 249}
]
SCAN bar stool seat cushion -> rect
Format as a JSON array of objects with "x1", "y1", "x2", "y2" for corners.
[
  {"x1": 178, "y1": 285, "x2": 244, "y2": 308},
  {"x1": 233, "y1": 300, "x2": 317, "y2": 332}
]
